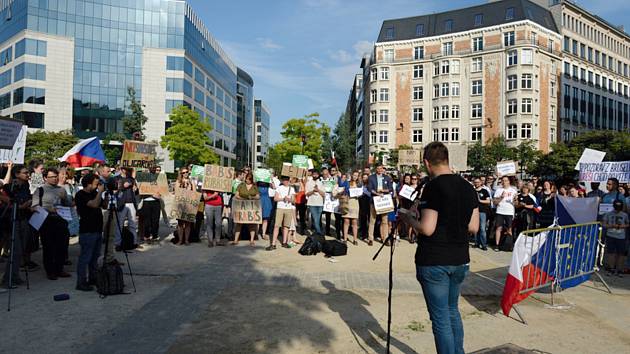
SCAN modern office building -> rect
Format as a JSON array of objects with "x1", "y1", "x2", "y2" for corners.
[
  {"x1": 236, "y1": 67, "x2": 254, "y2": 169},
  {"x1": 253, "y1": 98, "x2": 269, "y2": 169},
  {"x1": 345, "y1": 73, "x2": 364, "y2": 164},
  {"x1": 0, "y1": 0, "x2": 241, "y2": 167},
  {"x1": 359, "y1": 0, "x2": 563, "y2": 166}
]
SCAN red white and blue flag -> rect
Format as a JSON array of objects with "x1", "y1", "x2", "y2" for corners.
[
  {"x1": 58, "y1": 137, "x2": 106, "y2": 168},
  {"x1": 501, "y1": 196, "x2": 599, "y2": 316}
]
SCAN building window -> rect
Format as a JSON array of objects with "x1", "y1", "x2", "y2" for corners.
[
  {"x1": 451, "y1": 127, "x2": 460, "y2": 142},
  {"x1": 370, "y1": 131, "x2": 377, "y2": 144},
  {"x1": 434, "y1": 84, "x2": 440, "y2": 98},
  {"x1": 443, "y1": 42, "x2": 453, "y2": 55},
  {"x1": 507, "y1": 124, "x2": 517, "y2": 139},
  {"x1": 531, "y1": 32, "x2": 537, "y2": 45},
  {"x1": 183, "y1": 79, "x2": 192, "y2": 97},
  {"x1": 194, "y1": 68, "x2": 205, "y2": 86},
  {"x1": 473, "y1": 37, "x2": 483, "y2": 52},
  {"x1": 433, "y1": 129, "x2": 439, "y2": 141},
  {"x1": 441, "y1": 61, "x2": 450, "y2": 74},
  {"x1": 433, "y1": 107, "x2": 439, "y2": 120},
  {"x1": 471, "y1": 80, "x2": 482, "y2": 95},
  {"x1": 379, "y1": 130, "x2": 388, "y2": 143},
  {"x1": 15, "y1": 39, "x2": 46, "y2": 58},
  {"x1": 508, "y1": 50, "x2": 518, "y2": 66},
  {"x1": 522, "y1": 49, "x2": 533, "y2": 64},
  {"x1": 507, "y1": 99, "x2": 518, "y2": 115},
  {"x1": 451, "y1": 82, "x2": 460, "y2": 96},
  {"x1": 371, "y1": 89, "x2": 377, "y2": 102},
  {"x1": 521, "y1": 123, "x2": 532, "y2": 138},
  {"x1": 505, "y1": 7, "x2": 515, "y2": 20},
  {"x1": 441, "y1": 128, "x2": 449, "y2": 141},
  {"x1": 371, "y1": 68, "x2": 378, "y2": 81},
  {"x1": 416, "y1": 24, "x2": 425, "y2": 36},
  {"x1": 472, "y1": 103, "x2": 483, "y2": 118},
  {"x1": 451, "y1": 60, "x2": 460, "y2": 74},
  {"x1": 412, "y1": 129, "x2": 423, "y2": 143},
  {"x1": 379, "y1": 88, "x2": 389, "y2": 101},
  {"x1": 165, "y1": 99, "x2": 183, "y2": 113},
  {"x1": 381, "y1": 67, "x2": 390, "y2": 80},
  {"x1": 0, "y1": 69, "x2": 11, "y2": 89},
  {"x1": 412, "y1": 108, "x2": 423, "y2": 121},
  {"x1": 383, "y1": 49, "x2": 394, "y2": 63},
  {"x1": 474, "y1": 14, "x2": 483, "y2": 27},
  {"x1": 504, "y1": 31, "x2": 515, "y2": 46},
  {"x1": 507, "y1": 75, "x2": 517, "y2": 90},
  {"x1": 0, "y1": 47, "x2": 12, "y2": 67},
  {"x1": 379, "y1": 110, "x2": 389, "y2": 123},
  {"x1": 521, "y1": 73, "x2": 532, "y2": 89},
  {"x1": 184, "y1": 59, "x2": 193, "y2": 77},
  {"x1": 0, "y1": 92, "x2": 10, "y2": 110},
  {"x1": 522, "y1": 98, "x2": 532, "y2": 113},
  {"x1": 414, "y1": 46, "x2": 424, "y2": 60},
  {"x1": 166, "y1": 78, "x2": 183, "y2": 92},
  {"x1": 167, "y1": 56, "x2": 184, "y2": 71},
  {"x1": 433, "y1": 63, "x2": 440, "y2": 76},
  {"x1": 413, "y1": 64, "x2": 423, "y2": 78},
  {"x1": 413, "y1": 86, "x2": 423, "y2": 100},
  {"x1": 550, "y1": 128, "x2": 556, "y2": 143},
  {"x1": 13, "y1": 87, "x2": 45, "y2": 105},
  {"x1": 444, "y1": 19, "x2": 453, "y2": 32},
  {"x1": 13, "y1": 63, "x2": 45, "y2": 81},
  {"x1": 472, "y1": 57, "x2": 483, "y2": 72},
  {"x1": 13, "y1": 111, "x2": 44, "y2": 128},
  {"x1": 385, "y1": 27, "x2": 394, "y2": 40},
  {"x1": 441, "y1": 105, "x2": 449, "y2": 119},
  {"x1": 451, "y1": 105, "x2": 460, "y2": 119},
  {"x1": 471, "y1": 126, "x2": 482, "y2": 141},
  {"x1": 441, "y1": 83, "x2": 449, "y2": 97},
  {"x1": 370, "y1": 110, "x2": 377, "y2": 124}
]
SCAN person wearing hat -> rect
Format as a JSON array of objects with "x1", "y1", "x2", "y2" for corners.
[{"x1": 602, "y1": 200, "x2": 629, "y2": 277}]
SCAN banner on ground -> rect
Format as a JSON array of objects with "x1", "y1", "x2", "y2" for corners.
[
  {"x1": 281, "y1": 163, "x2": 307, "y2": 179},
  {"x1": 0, "y1": 125, "x2": 27, "y2": 163},
  {"x1": 254, "y1": 168, "x2": 272, "y2": 183},
  {"x1": 574, "y1": 148, "x2": 606, "y2": 171},
  {"x1": 232, "y1": 199, "x2": 263, "y2": 224},
  {"x1": 121, "y1": 140, "x2": 157, "y2": 168},
  {"x1": 496, "y1": 160, "x2": 517, "y2": 177},
  {"x1": 373, "y1": 194, "x2": 395, "y2": 215},
  {"x1": 136, "y1": 172, "x2": 169, "y2": 195},
  {"x1": 398, "y1": 150, "x2": 422, "y2": 166},
  {"x1": 578, "y1": 161, "x2": 630, "y2": 183},
  {"x1": 0, "y1": 117, "x2": 23, "y2": 149},
  {"x1": 202, "y1": 164, "x2": 235, "y2": 192},
  {"x1": 190, "y1": 165, "x2": 205, "y2": 181},
  {"x1": 171, "y1": 187, "x2": 201, "y2": 223},
  {"x1": 292, "y1": 155, "x2": 309, "y2": 168}
]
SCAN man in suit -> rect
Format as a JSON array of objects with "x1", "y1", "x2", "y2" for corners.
[{"x1": 367, "y1": 164, "x2": 393, "y2": 246}]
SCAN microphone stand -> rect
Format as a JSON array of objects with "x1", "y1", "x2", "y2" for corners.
[{"x1": 372, "y1": 214, "x2": 397, "y2": 354}]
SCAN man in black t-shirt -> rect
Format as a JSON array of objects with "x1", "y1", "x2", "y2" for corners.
[
  {"x1": 473, "y1": 177, "x2": 491, "y2": 250},
  {"x1": 75, "y1": 173, "x2": 104, "y2": 291},
  {"x1": 400, "y1": 142, "x2": 479, "y2": 354}
]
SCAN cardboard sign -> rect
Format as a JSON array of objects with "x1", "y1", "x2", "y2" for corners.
[
  {"x1": 0, "y1": 125, "x2": 27, "y2": 163},
  {"x1": 0, "y1": 117, "x2": 23, "y2": 149},
  {"x1": 579, "y1": 161, "x2": 630, "y2": 183},
  {"x1": 574, "y1": 148, "x2": 606, "y2": 171},
  {"x1": 373, "y1": 194, "x2": 395, "y2": 215},
  {"x1": 496, "y1": 160, "x2": 517, "y2": 177},
  {"x1": 254, "y1": 169, "x2": 271, "y2": 183},
  {"x1": 171, "y1": 188, "x2": 202, "y2": 223},
  {"x1": 398, "y1": 149, "x2": 422, "y2": 166},
  {"x1": 349, "y1": 187, "x2": 363, "y2": 198},
  {"x1": 281, "y1": 163, "x2": 307, "y2": 179},
  {"x1": 323, "y1": 180, "x2": 336, "y2": 193},
  {"x1": 292, "y1": 155, "x2": 309, "y2": 168},
  {"x1": 190, "y1": 165, "x2": 205, "y2": 181},
  {"x1": 136, "y1": 172, "x2": 169, "y2": 195},
  {"x1": 202, "y1": 164, "x2": 235, "y2": 192},
  {"x1": 448, "y1": 144, "x2": 469, "y2": 172},
  {"x1": 323, "y1": 194, "x2": 340, "y2": 213},
  {"x1": 399, "y1": 184, "x2": 418, "y2": 201},
  {"x1": 121, "y1": 140, "x2": 157, "y2": 168},
  {"x1": 232, "y1": 199, "x2": 263, "y2": 224}
]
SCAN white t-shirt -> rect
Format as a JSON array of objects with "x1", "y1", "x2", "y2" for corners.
[
  {"x1": 276, "y1": 184, "x2": 296, "y2": 210},
  {"x1": 494, "y1": 186, "x2": 518, "y2": 216},
  {"x1": 269, "y1": 177, "x2": 281, "y2": 197}
]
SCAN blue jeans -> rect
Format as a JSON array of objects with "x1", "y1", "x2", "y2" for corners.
[
  {"x1": 416, "y1": 265, "x2": 469, "y2": 354},
  {"x1": 309, "y1": 206, "x2": 323, "y2": 235},
  {"x1": 77, "y1": 232, "x2": 102, "y2": 285},
  {"x1": 475, "y1": 212, "x2": 487, "y2": 248}
]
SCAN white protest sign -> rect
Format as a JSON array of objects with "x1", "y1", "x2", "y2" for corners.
[
  {"x1": 373, "y1": 194, "x2": 395, "y2": 215},
  {"x1": 0, "y1": 125, "x2": 27, "y2": 163},
  {"x1": 598, "y1": 203, "x2": 614, "y2": 215},
  {"x1": 496, "y1": 160, "x2": 517, "y2": 177},
  {"x1": 323, "y1": 194, "x2": 339, "y2": 213},
  {"x1": 398, "y1": 184, "x2": 418, "y2": 201},
  {"x1": 579, "y1": 161, "x2": 630, "y2": 183},
  {"x1": 574, "y1": 148, "x2": 606, "y2": 171},
  {"x1": 56, "y1": 206, "x2": 74, "y2": 222},
  {"x1": 29, "y1": 206, "x2": 48, "y2": 230},
  {"x1": 349, "y1": 187, "x2": 363, "y2": 198}
]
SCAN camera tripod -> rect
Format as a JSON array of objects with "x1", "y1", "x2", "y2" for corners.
[{"x1": 102, "y1": 194, "x2": 136, "y2": 294}]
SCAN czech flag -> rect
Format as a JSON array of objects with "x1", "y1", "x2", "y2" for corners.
[{"x1": 58, "y1": 137, "x2": 106, "y2": 168}]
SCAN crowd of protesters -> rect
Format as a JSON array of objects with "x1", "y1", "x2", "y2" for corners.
[{"x1": 1, "y1": 154, "x2": 630, "y2": 291}]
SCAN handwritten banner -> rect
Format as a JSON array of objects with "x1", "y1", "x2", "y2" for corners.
[
  {"x1": 0, "y1": 125, "x2": 27, "y2": 163},
  {"x1": 398, "y1": 150, "x2": 422, "y2": 166},
  {"x1": 0, "y1": 117, "x2": 23, "y2": 149},
  {"x1": 202, "y1": 164, "x2": 235, "y2": 192},
  {"x1": 136, "y1": 172, "x2": 169, "y2": 195},
  {"x1": 121, "y1": 140, "x2": 157, "y2": 168},
  {"x1": 281, "y1": 163, "x2": 307, "y2": 179},
  {"x1": 579, "y1": 161, "x2": 630, "y2": 183},
  {"x1": 292, "y1": 155, "x2": 309, "y2": 168},
  {"x1": 496, "y1": 160, "x2": 517, "y2": 177},
  {"x1": 373, "y1": 194, "x2": 395, "y2": 215},
  {"x1": 232, "y1": 199, "x2": 263, "y2": 224},
  {"x1": 399, "y1": 184, "x2": 418, "y2": 201},
  {"x1": 254, "y1": 168, "x2": 271, "y2": 183},
  {"x1": 171, "y1": 188, "x2": 201, "y2": 223}
]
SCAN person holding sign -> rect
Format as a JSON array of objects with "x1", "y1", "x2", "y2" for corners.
[
  {"x1": 320, "y1": 168, "x2": 336, "y2": 236},
  {"x1": 256, "y1": 180, "x2": 273, "y2": 241},
  {"x1": 267, "y1": 177, "x2": 296, "y2": 251},
  {"x1": 306, "y1": 170, "x2": 325, "y2": 235},
  {"x1": 341, "y1": 171, "x2": 360, "y2": 246},
  {"x1": 175, "y1": 168, "x2": 194, "y2": 246},
  {"x1": 233, "y1": 172, "x2": 260, "y2": 246},
  {"x1": 203, "y1": 189, "x2": 223, "y2": 248},
  {"x1": 138, "y1": 166, "x2": 168, "y2": 243},
  {"x1": 367, "y1": 164, "x2": 393, "y2": 246}
]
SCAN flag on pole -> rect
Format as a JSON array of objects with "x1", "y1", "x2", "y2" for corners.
[{"x1": 58, "y1": 137, "x2": 106, "y2": 168}]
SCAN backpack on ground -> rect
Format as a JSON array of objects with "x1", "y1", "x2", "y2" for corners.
[
  {"x1": 500, "y1": 233, "x2": 514, "y2": 252},
  {"x1": 322, "y1": 240, "x2": 348, "y2": 257},
  {"x1": 299, "y1": 235, "x2": 323, "y2": 256},
  {"x1": 96, "y1": 262, "x2": 125, "y2": 296}
]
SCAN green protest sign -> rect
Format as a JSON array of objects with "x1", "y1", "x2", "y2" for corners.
[
  {"x1": 254, "y1": 169, "x2": 271, "y2": 183},
  {"x1": 323, "y1": 180, "x2": 335, "y2": 193},
  {"x1": 292, "y1": 155, "x2": 309, "y2": 168},
  {"x1": 190, "y1": 165, "x2": 205, "y2": 181}
]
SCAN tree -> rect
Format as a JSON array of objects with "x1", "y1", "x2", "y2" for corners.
[
  {"x1": 467, "y1": 136, "x2": 516, "y2": 176},
  {"x1": 122, "y1": 86, "x2": 148, "y2": 141},
  {"x1": 387, "y1": 144, "x2": 413, "y2": 168},
  {"x1": 269, "y1": 113, "x2": 331, "y2": 169},
  {"x1": 330, "y1": 112, "x2": 356, "y2": 171},
  {"x1": 102, "y1": 132, "x2": 126, "y2": 165},
  {"x1": 160, "y1": 105, "x2": 219, "y2": 166},
  {"x1": 25, "y1": 130, "x2": 78, "y2": 165},
  {"x1": 515, "y1": 140, "x2": 543, "y2": 176}
]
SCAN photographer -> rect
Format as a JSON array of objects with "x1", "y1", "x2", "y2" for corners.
[
  {"x1": 74, "y1": 173, "x2": 104, "y2": 291},
  {"x1": 114, "y1": 167, "x2": 138, "y2": 248},
  {"x1": 401, "y1": 142, "x2": 479, "y2": 354}
]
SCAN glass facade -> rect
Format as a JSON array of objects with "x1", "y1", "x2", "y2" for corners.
[{"x1": 236, "y1": 67, "x2": 253, "y2": 168}]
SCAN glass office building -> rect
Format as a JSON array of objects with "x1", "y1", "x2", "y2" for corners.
[
  {"x1": 236, "y1": 67, "x2": 253, "y2": 169},
  {"x1": 0, "y1": 0, "x2": 240, "y2": 166},
  {"x1": 253, "y1": 98, "x2": 269, "y2": 169}
]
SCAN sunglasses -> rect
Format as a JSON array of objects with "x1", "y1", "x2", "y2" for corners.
[{"x1": 46, "y1": 175, "x2": 59, "y2": 178}]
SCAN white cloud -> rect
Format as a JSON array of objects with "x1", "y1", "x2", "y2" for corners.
[
  {"x1": 329, "y1": 49, "x2": 354, "y2": 63},
  {"x1": 256, "y1": 37, "x2": 283, "y2": 50},
  {"x1": 352, "y1": 40, "x2": 373, "y2": 57}
]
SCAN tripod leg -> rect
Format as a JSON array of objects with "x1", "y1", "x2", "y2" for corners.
[{"x1": 113, "y1": 208, "x2": 137, "y2": 293}]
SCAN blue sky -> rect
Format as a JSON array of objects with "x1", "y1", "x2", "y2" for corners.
[{"x1": 187, "y1": 0, "x2": 630, "y2": 144}]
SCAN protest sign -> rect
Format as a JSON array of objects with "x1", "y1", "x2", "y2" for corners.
[
  {"x1": 137, "y1": 172, "x2": 169, "y2": 195},
  {"x1": 399, "y1": 184, "x2": 418, "y2": 201},
  {"x1": 349, "y1": 187, "x2": 363, "y2": 198},
  {"x1": 0, "y1": 125, "x2": 27, "y2": 163},
  {"x1": 308, "y1": 159, "x2": 314, "y2": 170},
  {"x1": 29, "y1": 207, "x2": 48, "y2": 231},
  {"x1": 292, "y1": 155, "x2": 309, "y2": 168},
  {"x1": 254, "y1": 169, "x2": 272, "y2": 183},
  {"x1": 574, "y1": 148, "x2": 606, "y2": 171},
  {"x1": 448, "y1": 144, "x2": 469, "y2": 172},
  {"x1": 323, "y1": 180, "x2": 336, "y2": 193},
  {"x1": 281, "y1": 163, "x2": 307, "y2": 179},
  {"x1": 0, "y1": 117, "x2": 23, "y2": 149},
  {"x1": 171, "y1": 188, "x2": 201, "y2": 223},
  {"x1": 56, "y1": 206, "x2": 74, "y2": 222},
  {"x1": 496, "y1": 160, "x2": 517, "y2": 177},
  {"x1": 398, "y1": 150, "x2": 422, "y2": 166},
  {"x1": 202, "y1": 164, "x2": 235, "y2": 192},
  {"x1": 373, "y1": 194, "x2": 395, "y2": 215},
  {"x1": 579, "y1": 161, "x2": 630, "y2": 183},
  {"x1": 121, "y1": 140, "x2": 157, "y2": 168},
  {"x1": 323, "y1": 194, "x2": 340, "y2": 213},
  {"x1": 190, "y1": 165, "x2": 205, "y2": 181},
  {"x1": 232, "y1": 199, "x2": 263, "y2": 224}
]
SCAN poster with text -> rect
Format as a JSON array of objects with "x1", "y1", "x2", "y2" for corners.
[
  {"x1": 232, "y1": 199, "x2": 263, "y2": 224},
  {"x1": 202, "y1": 164, "x2": 235, "y2": 192},
  {"x1": 121, "y1": 140, "x2": 157, "y2": 168},
  {"x1": 137, "y1": 172, "x2": 169, "y2": 195},
  {"x1": 579, "y1": 161, "x2": 630, "y2": 183},
  {"x1": 398, "y1": 150, "x2": 422, "y2": 166},
  {"x1": 0, "y1": 125, "x2": 27, "y2": 163},
  {"x1": 171, "y1": 187, "x2": 202, "y2": 223}
]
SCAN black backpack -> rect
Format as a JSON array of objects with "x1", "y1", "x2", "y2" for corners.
[
  {"x1": 121, "y1": 227, "x2": 136, "y2": 251},
  {"x1": 299, "y1": 236, "x2": 323, "y2": 256},
  {"x1": 97, "y1": 263, "x2": 125, "y2": 296},
  {"x1": 322, "y1": 240, "x2": 348, "y2": 257},
  {"x1": 500, "y1": 233, "x2": 515, "y2": 252}
]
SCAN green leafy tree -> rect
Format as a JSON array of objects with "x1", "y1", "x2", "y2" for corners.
[
  {"x1": 160, "y1": 105, "x2": 219, "y2": 166},
  {"x1": 330, "y1": 112, "x2": 356, "y2": 171},
  {"x1": 265, "y1": 144, "x2": 285, "y2": 175},
  {"x1": 102, "y1": 132, "x2": 126, "y2": 165},
  {"x1": 270, "y1": 113, "x2": 331, "y2": 169},
  {"x1": 515, "y1": 140, "x2": 543, "y2": 176},
  {"x1": 530, "y1": 143, "x2": 582, "y2": 179},
  {"x1": 467, "y1": 136, "x2": 517, "y2": 176},
  {"x1": 387, "y1": 144, "x2": 413, "y2": 168},
  {"x1": 25, "y1": 130, "x2": 78, "y2": 165},
  {"x1": 122, "y1": 86, "x2": 148, "y2": 141}
]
